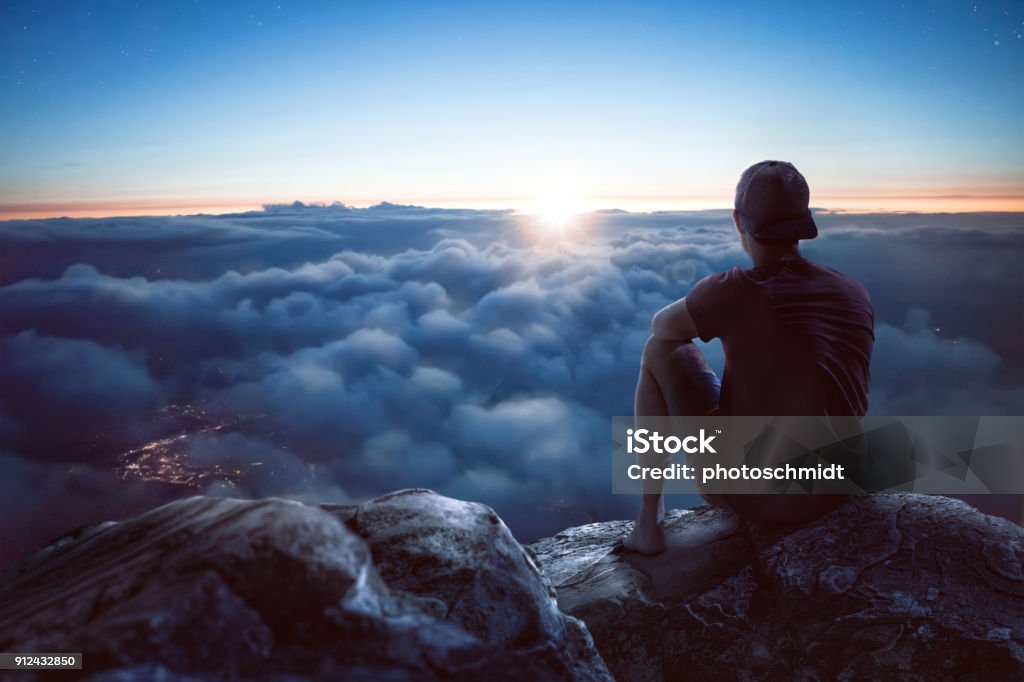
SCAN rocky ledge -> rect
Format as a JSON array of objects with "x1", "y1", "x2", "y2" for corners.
[
  {"x1": 1, "y1": 492, "x2": 1021, "y2": 681},
  {"x1": 0, "y1": 490, "x2": 611, "y2": 681},
  {"x1": 527, "y1": 494, "x2": 1024, "y2": 681}
]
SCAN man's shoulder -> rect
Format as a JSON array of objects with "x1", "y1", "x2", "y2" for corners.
[
  {"x1": 751, "y1": 258, "x2": 869, "y2": 296},
  {"x1": 694, "y1": 266, "x2": 747, "y2": 288},
  {"x1": 693, "y1": 260, "x2": 871, "y2": 303},
  {"x1": 687, "y1": 267, "x2": 750, "y2": 304},
  {"x1": 807, "y1": 261, "x2": 872, "y2": 301}
]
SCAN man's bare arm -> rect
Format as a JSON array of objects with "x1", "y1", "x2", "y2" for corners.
[{"x1": 651, "y1": 296, "x2": 700, "y2": 340}]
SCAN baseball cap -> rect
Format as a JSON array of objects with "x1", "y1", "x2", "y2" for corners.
[{"x1": 734, "y1": 160, "x2": 818, "y2": 241}]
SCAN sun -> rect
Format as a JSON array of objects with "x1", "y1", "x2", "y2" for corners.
[{"x1": 528, "y1": 195, "x2": 587, "y2": 238}]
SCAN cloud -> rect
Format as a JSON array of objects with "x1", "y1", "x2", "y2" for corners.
[
  {"x1": 0, "y1": 205, "x2": 1020, "y2": 564},
  {"x1": 868, "y1": 308, "x2": 1020, "y2": 415},
  {"x1": 0, "y1": 330, "x2": 163, "y2": 460}
]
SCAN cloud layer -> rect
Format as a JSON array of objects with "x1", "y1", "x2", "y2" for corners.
[{"x1": 1, "y1": 205, "x2": 1021, "y2": 566}]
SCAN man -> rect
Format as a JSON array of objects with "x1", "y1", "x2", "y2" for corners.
[{"x1": 624, "y1": 160, "x2": 875, "y2": 554}]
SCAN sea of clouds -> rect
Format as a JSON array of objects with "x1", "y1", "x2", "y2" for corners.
[{"x1": 1, "y1": 204, "x2": 1021, "y2": 566}]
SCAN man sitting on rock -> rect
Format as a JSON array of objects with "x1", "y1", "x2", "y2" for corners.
[{"x1": 623, "y1": 160, "x2": 875, "y2": 554}]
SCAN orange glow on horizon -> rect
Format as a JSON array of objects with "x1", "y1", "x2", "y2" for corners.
[{"x1": 2, "y1": 192, "x2": 1023, "y2": 221}]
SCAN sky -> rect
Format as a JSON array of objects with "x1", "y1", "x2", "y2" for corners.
[{"x1": 2, "y1": 0, "x2": 1023, "y2": 218}]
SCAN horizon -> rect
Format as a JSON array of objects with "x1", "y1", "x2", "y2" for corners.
[{"x1": 5, "y1": 194, "x2": 1024, "y2": 221}]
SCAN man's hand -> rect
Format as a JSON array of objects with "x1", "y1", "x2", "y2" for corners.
[{"x1": 651, "y1": 296, "x2": 699, "y2": 341}]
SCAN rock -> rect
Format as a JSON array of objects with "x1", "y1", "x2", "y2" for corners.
[
  {"x1": 0, "y1": 491, "x2": 611, "y2": 682},
  {"x1": 528, "y1": 494, "x2": 1024, "y2": 681},
  {"x1": 348, "y1": 489, "x2": 569, "y2": 650}
]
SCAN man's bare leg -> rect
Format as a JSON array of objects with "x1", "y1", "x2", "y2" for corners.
[
  {"x1": 623, "y1": 337, "x2": 720, "y2": 554},
  {"x1": 622, "y1": 360, "x2": 669, "y2": 554}
]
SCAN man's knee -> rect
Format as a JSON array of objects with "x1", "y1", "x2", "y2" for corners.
[
  {"x1": 641, "y1": 335, "x2": 720, "y2": 415},
  {"x1": 642, "y1": 334, "x2": 707, "y2": 375},
  {"x1": 642, "y1": 335, "x2": 694, "y2": 369}
]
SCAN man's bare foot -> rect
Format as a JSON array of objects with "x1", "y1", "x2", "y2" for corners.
[{"x1": 622, "y1": 519, "x2": 667, "y2": 555}]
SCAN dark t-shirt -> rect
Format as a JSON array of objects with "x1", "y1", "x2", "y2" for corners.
[{"x1": 686, "y1": 257, "x2": 874, "y2": 417}]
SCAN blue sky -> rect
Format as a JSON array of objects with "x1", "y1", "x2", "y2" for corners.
[{"x1": 2, "y1": 1, "x2": 1023, "y2": 216}]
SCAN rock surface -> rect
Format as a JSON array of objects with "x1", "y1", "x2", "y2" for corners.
[
  {"x1": 0, "y1": 490, "x2": 611, "y2": 682},
  {"x1": 528, "y1": 494, "x2": 1024, "y2": 681},
  {"x1": 5, "y1": 491, "x2": 1021, "y2": 681}
]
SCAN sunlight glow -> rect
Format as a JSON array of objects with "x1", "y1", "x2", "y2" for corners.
[{"x1": 527, "y1": 195, "x2": 587, "y2": 238}]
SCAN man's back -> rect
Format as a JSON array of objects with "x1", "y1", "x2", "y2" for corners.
[
  {"x1": 625, "y1": 161, "x2": 874, "y2": 550},
  {"x1": 686, "y1": 256, "x2": 874, "y2": 417}
]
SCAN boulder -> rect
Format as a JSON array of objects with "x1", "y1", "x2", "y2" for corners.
[
  {"x1": 0, "y1": 491, "x2": 611, "y2": 682},
  {"x1": 528, "y1": 494, "x2": 1024, "y2": 681}
]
